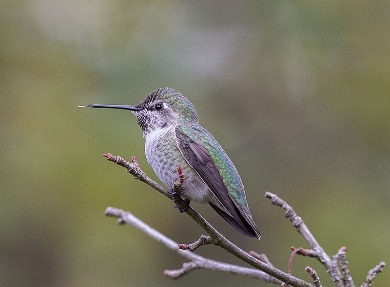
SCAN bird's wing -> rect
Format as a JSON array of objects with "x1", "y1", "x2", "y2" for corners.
[{"x1": 175, "y1": 124, "x2": 260, "y2": 239}]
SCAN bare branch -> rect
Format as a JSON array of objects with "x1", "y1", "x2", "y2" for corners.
[
  {"x1": 103, "y1": 154, "x2": 313, "y2": 287},
  {"x1": 305, "y1": 266, "x2": 322, "y2": 287},
  {"x1": 291, "y1": 247, "x2": 320, "y2": 259},
  {"x1": 164, "y1": 262, "x2": 199, "y2": 279},
  {"x1": 335, "y1": 247, "x2": 354, "y2": 287},
  {"x1": 361, "y1": 261, "x2": 386, "y2": 287},
  {"x1": 105, "y1": 206, "x2": 281, "y2": 284},
  {"x1": 102, "y1": 154, "x2": 166, "y2": 196},
  {"x1": 178, "y1": 234, "x2": 213, "y2": 252},
  {"x1": 265, "y1": 192, "x2": 342, "y2": 285}
]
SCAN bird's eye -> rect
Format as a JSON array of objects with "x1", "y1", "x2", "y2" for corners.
[{"x1": 155, "y1": 103, "x2": 163, "y2": 110}]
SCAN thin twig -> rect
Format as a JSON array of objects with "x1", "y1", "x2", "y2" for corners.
[
  {"x1": 102, "y1": 154, "x2": 166, "y2": 196},
  {"x1": 336, "y1": 247, "x2": 355, "y2": 287},
  {"x1": 265, "y1": 192, "x2": 342, "y2": 285},
  {"x1": 361, "y1": 261, "x2": 386, "y2": 287},
  {"x1": 305, "y1": 266, "x2": 322, "y2": 287},
  {"x1": 291, "y1": 247, "x2": 320, "y2": 259},
  {"x1": 164, "y1": 261, "x2": 199, "y2": 279},
  {"x1": 288, "y1": 247, "x2": 301, "y2": 274},
  {"x1": 178, "y1": 234, "x2": 213, "y2": 252}
]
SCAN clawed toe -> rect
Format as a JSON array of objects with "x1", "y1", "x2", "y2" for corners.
[{"x1": 174, "y1": 199, "x2": 190, "y2": 213}]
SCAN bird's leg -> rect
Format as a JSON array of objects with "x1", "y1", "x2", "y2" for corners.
[{"x1": 169, "y1": 166, "x2": 190, "y2": 212}]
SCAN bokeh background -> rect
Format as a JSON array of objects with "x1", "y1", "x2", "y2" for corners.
[{"x1": 1, "y1": 1, "x2": 389, "y2": 286}]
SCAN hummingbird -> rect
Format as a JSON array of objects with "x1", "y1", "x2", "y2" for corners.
[{"x1": 80, "y1": 87, "x2": 261, "y2": 239}]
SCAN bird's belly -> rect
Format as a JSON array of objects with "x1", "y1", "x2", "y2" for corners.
[{"x1": 145, "y1": 129, "x2": 212, "y2": 204}]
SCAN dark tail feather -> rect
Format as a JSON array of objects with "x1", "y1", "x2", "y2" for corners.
[{"x1": 209, "y1": 203, "x2": 261, "y2": 239}]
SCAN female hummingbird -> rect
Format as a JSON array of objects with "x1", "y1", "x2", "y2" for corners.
[{"x1": 81, "y1": 87, "x2": 261, "y2": 239}]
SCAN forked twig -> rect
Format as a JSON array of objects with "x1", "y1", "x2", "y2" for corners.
[{"x1": 265, "y1": 192, "x2": 342, "y2": 285}]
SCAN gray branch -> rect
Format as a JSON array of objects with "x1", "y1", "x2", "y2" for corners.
[
  {"x1": 305, "y1": 266, "x2": 322, "y2": 287},
  {"x1": 335, "y1": 247, "x2": 354, "y2": 287},
  {"x1": 361, "y1": 261, "x2": 386, "y2": 287},
  {"x1": 265, "y1": 191, "x2": 343, "y2": 285},
  {"x1": 178, "y1": 234, "x2": 213, "y2": 252},
  {"x1": 264, "y1": 192, "x2": 386, "y2": 287}
]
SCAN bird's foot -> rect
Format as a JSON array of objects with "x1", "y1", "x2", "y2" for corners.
[
  {"x1": 168, "y1": 188, "x2": 190, "y2": 212},
  {"x1": 174, "y1": 199, "x2": 190, "y2": 213},
  {"x1": 168, "y1": 187, "x2": 180, "y2": 198}
]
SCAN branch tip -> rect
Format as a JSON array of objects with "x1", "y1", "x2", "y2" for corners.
[
  {"x1": 178, "y1": 234, "x2": 213, "y2": 252},
  {"x1": 361, "y1": 261, "x2": 386, "y2": 287},
  {"x1": 287, "y1": 247, "x2": 300, "y2": 274},
  {"x1": 130, "y1": 156, "x2": 139, "y2": 166},
  {"x1": 164, "y1": 262, "x2": 199, "y2": 280},
  {"x1": 334, "y1": 246, "x2": 354, "y2": 287},
  {"x1": 305, "y1": 266, "x2": 322, "y2": 287},
  {"x1": 102, "y1": 153, "x2": 113, "y2": 160}
]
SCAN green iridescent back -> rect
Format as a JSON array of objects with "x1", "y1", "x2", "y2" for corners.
[{"x1": 177, "y1": 123, "x2": 251, "y2": 213}]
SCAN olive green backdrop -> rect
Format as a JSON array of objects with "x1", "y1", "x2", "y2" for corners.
[{"x1": 1, "y1": 1, "x2": 389, "y2": 286}]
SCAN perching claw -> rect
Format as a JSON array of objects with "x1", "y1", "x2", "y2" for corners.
[{"x1": 170, "y1": 166, "x2": 189, "y2": 212}]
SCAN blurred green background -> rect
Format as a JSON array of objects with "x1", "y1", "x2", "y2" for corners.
[{"x1": 1, "y1": 1, "x2": 389, "y2": 286}]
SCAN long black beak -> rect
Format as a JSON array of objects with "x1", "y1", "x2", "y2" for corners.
[{"x1": 78, "y1": 104, "x2": 142, "y2": 111}]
